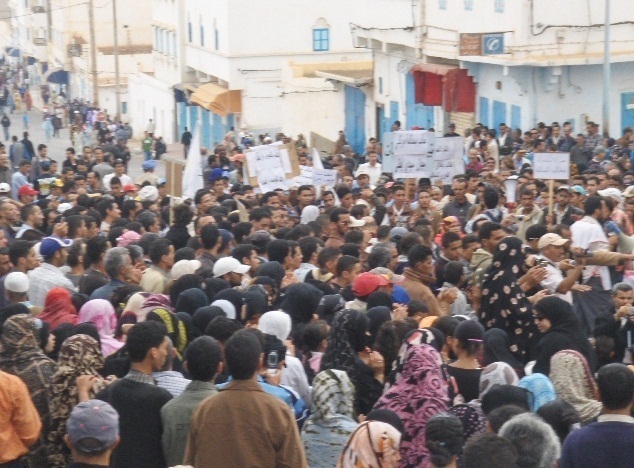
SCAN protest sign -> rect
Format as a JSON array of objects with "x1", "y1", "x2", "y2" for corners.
[
  {"x1": 244, "y1": 143, "x2": 300, "y2": 189},
  {"x1": 533, "y1": 153, "x2": 570, "y2": 180},
  {"x1": 432, "y1": 136, "x2": 465, "y2": 184}
]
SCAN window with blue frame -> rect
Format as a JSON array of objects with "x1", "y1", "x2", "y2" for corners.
[
  {"x1": 188, "y1": 21, "x2": 193, "y2": 43},
  {"x1": 121, "y1": 102, "x2": 127, "y2": 115},
  {"x1": 465, "y1": 0, "x2": 473, "y2": 11},
  {"x1": 313, "y1": 28, "x2": 329, "y2": 52},
  {"x1": 439, "y1": 0, "x2": 447, "y2": 10},
  {"x1": 214, "y1": 28, "x2": 219, "y2": 50},
  {"x1": 495, "y1": 0, "x2": 505, "y2": 13},
  {"x1": 200, "y1": 25, "x2": 205, "y2": 47}
]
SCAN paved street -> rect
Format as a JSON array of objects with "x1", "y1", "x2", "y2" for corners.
[{"x1": 2, "y1": 106, "x2": 188, "y2": 181}]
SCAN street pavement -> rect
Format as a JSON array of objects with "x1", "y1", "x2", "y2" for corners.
[{"x1": 3, "y1": 106, "x2": 186, "y2": 182}]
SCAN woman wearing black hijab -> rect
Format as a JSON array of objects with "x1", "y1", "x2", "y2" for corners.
[
  {"x1": 321, "y1": 309, "x2": 384, "y2": 416},
  {"x1": 367, "y1": 306, "x2": 392, "y2": 345},
  {"x1": 483, "y1": 328, "x2": 525, "y2": 376},
  {"x1": 366, "y1": 291, "x2": 393, "y2": 311},
  {"x1": 213, "y1": 289, "x2": 243, "y2": 318},
  {"x1": 532, "y1": 296, "x2": 597, "y2": 375},
  {"x1": 203, "y1": 278, "x2": 230, "y2": 303},
  {"x1": 192, "y1": 306, "x2": 226, "y2": 337},
  {"x1": 169, "y1": 274, "x2": 204, "y2": 306},
  {"x1": 280, "y1": 283, "x2": 323, "y2": 343}
]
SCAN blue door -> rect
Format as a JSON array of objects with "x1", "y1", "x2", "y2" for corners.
[
  {"x1": 212, "y1": 113, "x2": 224, "y2": 147},
  {"x1": 226, "y1": 114, "x2": 235, "y2": 132},
  {"x1": 511, "y1": 105, "x2": 521, "y2": 130},
  {"x1": 201, "y1": 110, "x2": 211, "y2": 149},
  {"x1": 390, "y1": 101, "x2": 399, "y2": 129},
  {"x1": 479, "y1": 97, "x2": 490, "y2": 127},
  {"x1": 622, "y1": 92, "x2": 634, "y2": 130},
  {"x1": 178, "y1": 102, "x2": 188, "y2": 135},
  {"x1": 378, "y1": 106, "x2": 386, "y2": 141},
  {"x1": 345, "y1": 85, "x2": 366, "y2": 155},
  {"x1": 405, "y1": 73, "x2": 434, "y2": 129},
  {"x1": 188, "y1": 106, "x2": 199, "y2": 133},
  {"x1": 492, "y1": 100, "x2": 506, "y2": 129}
]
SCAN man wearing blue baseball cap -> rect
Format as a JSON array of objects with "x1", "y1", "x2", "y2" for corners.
[
  {"x1": 28, "y1": 236, "x2": 76, "y2": 307},
  {"x1": 65, "y1": 400, "x2": 120, "y2": 468},
  {"x1": 135, "y1": 159, "x2": 159, "y2": 187}
]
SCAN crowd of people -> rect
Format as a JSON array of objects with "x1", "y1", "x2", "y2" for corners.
[{"x1": 1, "y1": 112, "x2": 634, "y2": 468}]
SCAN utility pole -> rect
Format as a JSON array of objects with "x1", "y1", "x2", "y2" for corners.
[
  {"x1": 112, "y1": 0, "x2": 121, "y2": 120},
  {"x1": 88, "y1": 0, "x2": 98, "y2": 106},
  {"x1": 602, "y1": 0, "x2": 610, "y2": 136}
]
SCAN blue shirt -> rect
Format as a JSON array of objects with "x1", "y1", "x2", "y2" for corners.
[
  {"x1": 217, "y1": 375, "x2": 293, "y2": 408},
  {"x1": 90, "y1": 279, "x2": 127, "y2": 300}
]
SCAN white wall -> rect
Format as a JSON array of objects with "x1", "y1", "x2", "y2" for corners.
[{"x1": 128, "y1": 72, "x2": 177, "y2": 142}]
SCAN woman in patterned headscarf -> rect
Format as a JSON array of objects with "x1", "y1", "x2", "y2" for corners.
[
  {"x1": 480, "y1": 236, "x2": 538, "y2": 363},
  {"x1": 373, "y1": 344, "x2": 449, "y2": 468},
  {"x1": 478, "y1": 362, "x2": 519, "y2": 399},
  {"x1": 302, "y1": 370, "x2": 358, "y2": 467},
  {"x1": 448, "y1": 402, "x2": 486, "y2": 442},
  {"x1": 47, "y1": 334, "x2": 109, "y2": 467},
  {"x1": 338, "y1": 421, "x2": 402, "y2": 468},
  {"x1": 0, "y1": 314, "x2": 57, "y2": 467},
  {"x1": 549, "y1": 349, "x2": 602, "y2": 423}
]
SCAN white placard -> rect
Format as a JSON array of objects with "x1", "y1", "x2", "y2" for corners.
[
  {"x1": 313, "y1": 168, "x2": 338, "y2": 186},
  {"x1": 392, "y1": 130, "x2": 435, "y2": 156},
  {"x1": 292, "y1": 165, "x2": 314, "y2": 187},
  {"x1": 258, "y1": 167, "x2": 288, "y2": 193},
  {"x1": 432, "y1": 136, "x2": 465, "y2": 184},
  {"x1": 533, "y1": 153, "x2": 570, "y2": 180},
  {"x1": 381, "y1": 132, "x2": 395, "y2": 172}
]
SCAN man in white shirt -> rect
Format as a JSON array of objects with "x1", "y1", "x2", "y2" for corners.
[
  {"x1": 103, "y1": 159, "x2": 132, "y2": 191},
  {"x1": 28, "y1": 236, "x2": 77, "y2": 307},
  {"x1": 355, "y1": 151, "x2": 382, "y2": 186},
  {"x1": 536, "y1": 233, "x2": 589, "y2": 304}
]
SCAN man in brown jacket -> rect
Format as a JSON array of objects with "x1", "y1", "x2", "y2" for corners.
[{"x1": 184, "y1": 330, "x2": 307, "y2": 468}]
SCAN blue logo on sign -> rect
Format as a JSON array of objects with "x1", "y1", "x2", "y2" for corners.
[{"x1": 483, "y1": 34, "x2": 504, "y2": 55}]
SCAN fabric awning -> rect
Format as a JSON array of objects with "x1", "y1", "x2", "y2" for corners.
[
  {"x1": 410, "y1": 63, "x2": 456, "y2": 76},
  {"x1": 189, "y1": 82, "x2": 241, "y2": 117},
  {"x1": 314, "y1": 69, "x2": 372, "y2": 85}
]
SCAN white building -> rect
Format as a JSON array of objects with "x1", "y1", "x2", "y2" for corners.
[
  {"x1": 129, "y1": 0, "x2": 371, "y2": 150},
  {"x1": 44, "y1": 0, "x2": 153, "y2": 121},
  {"x1": 6, "y1": 0, "x2": 48, "y2": 83},
  {"x1": 352, "y1": 0, "x2": 634, "y2": 138}
]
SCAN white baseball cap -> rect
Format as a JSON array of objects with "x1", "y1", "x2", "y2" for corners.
[
  {"x1": 538, "y1": 233, "x2": 569, "y2": 250},
  {"x1": 213, "y1": 257, "x2": 250, "y2": 278},
  {"x1": 171, "y1": 259, "x2": 202, "y2": 280},
  {"x1": 4, "y1": 272, "x2": 30, "y2": 293},
  {"x1": 0, "y1": 182, "x2": 10, "y2": 193}
]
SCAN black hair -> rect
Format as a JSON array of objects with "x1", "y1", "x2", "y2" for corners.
[
  {"x1": 148, "y1": 239, "x2": 172, "y2": 265},
  {"x1": 317, "y1": 247, "x2": 341, "y2": 269},
  {"x1": 597, "y1": 363, "x2": 634, "y2": 410},
  {"x1": 233, "y1": 222, "x2": 253, "y2": 244},
  {"x1": 126, "y1": 321, "x2": 167, "y2": 362},
  {"x1": 298, "y1": 236, "x2": 323, "y2": 264},
  {"x1": 8, "y1": 240, "x2": 33, "y2": 266},
  {"x1": 340, "y1": 243, "x2": 360, "y2": 258},
  {"x1": 267, "y1": 239, "x2": 291, "y2": 264},
  {"x1": 487, "y1": 404, "x2": 528, "y2": 433},
  {"x1": 184, "y1": 336, "x2": 223, "y2": 382},
  {"x1": 200, "y1": 224, "x2": 220, "y2": 250},
  {"x1": 174, "y1": 247, "x2": 196, "y2": 262},
  {"x1": 483, "y1": 188, "x2": 499, "y2": 209},
  {"x1": 194, "y1": 188, "x2": 210, "y2": 206},
  {"x1": 525, "y1": 224, "x2": 548, "y2": 242},
  {"x1": 407, "y1": 244, "x2": 433, "y2": 267},
  {"x1": 136, "y1": 211, "x2": 157, "y2": 232},
  {"x1": 425, "y1": 413, "x2": 465, "y2": 467},
  {"x1": 441, "y1": 231, "x2": 461, "y2": 248},
  {"x1": 224, "y1": 329, "x2": 262, "y2": 380},
  {"x1": 336, "y1": 255, "x2": 360, "y2": 277},
  {"x1": 138, "y1": 233, "x2": 159, "y2": 255},
  {"x1": 343, "y1": 229, "x2": 364, "y2": 245},
  {"x1": 232, "y1": 243, "x2": 256, "y2": 264},
  {"x1": 584, "y1": 195, "x2": 604, "y2": 216},
  {"x1": 173, "y1": 204, "x2": 194, "y2": 226},
  {"x1": 433, "y1": 316, "x2": 460, "y2": 338},
  {"x1": 444, "y1": 261, "x2": 465, "y2": 286},
  {"x1": 536, "y1": 400, "x2": 581, "y2": 444},
  {"x1": 204, "y1": 316, "x2": 243, "y2": 344},
  {"x1": 96, "y1": 199, "x2": 116, "y2": 219},
  {"x1": 397, "y1": 232, "x2": 422, "y2": 256},
  {"x1": 248, "y1": 207, "x2": 272, "y2": 223},
  {"x1": 329, "y1": 207, "x2": 349, "y2": 223},
  {"x1": 463, "y1": 433, "x2": 518, "y2": 468},
  {"x1": 478, "y1": 222, "x2": 502, "y2": 242}
]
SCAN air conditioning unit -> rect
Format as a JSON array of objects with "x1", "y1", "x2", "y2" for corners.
[
  {"x1": 33, "y1": 37, "x2": 46, "y2": 46},
  {"x1": 31, "y1": 6, "x2": 45, "y2": 13}
]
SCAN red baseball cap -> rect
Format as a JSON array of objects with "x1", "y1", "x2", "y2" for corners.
[
  {"x1": 18, "y1": 185, "x2": 38, "y2": 196},
  {"x1": 123, "y1": 184, "x2": 137, "y2": 192},
  {"x1": 352, "y1": 272, "x2": 390, "y2": 297}
]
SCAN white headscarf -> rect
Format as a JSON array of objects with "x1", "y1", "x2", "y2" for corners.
[
  {"x1": 300, "y1": 205, "x2": 320, "y2": 224},
  {"x1": 211, "y1": 299, "x2": 236, "y2": 320},
  {"x1": 258, "y1": 310, "x2": 292, "y2": 342}
]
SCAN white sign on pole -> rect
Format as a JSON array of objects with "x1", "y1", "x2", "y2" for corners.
[
  {"x1": 245, "y1": 143, "x2": 292, "y2": 189},
  {"x1": 313, "y1": 168, "x2": 338, "y2": 186},
  {"x1": 533, "y1": 153, "x2": 570, "y2": 180}
]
